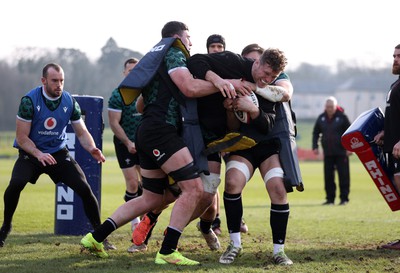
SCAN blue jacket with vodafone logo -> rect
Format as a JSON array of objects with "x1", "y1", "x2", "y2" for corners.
[{"x1": 14, "y1": 86, "x2": 76, "y2": 154}]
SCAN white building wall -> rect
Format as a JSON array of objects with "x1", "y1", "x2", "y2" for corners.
[{"x1": 292, "y1": 90, "x2": 387, "y2": 122}]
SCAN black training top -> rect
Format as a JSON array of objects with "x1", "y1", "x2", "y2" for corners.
[
  {"x1": 188, "y1": 51, "x2": 275, "y2": 143},
  {"x1": 384, "y1": 76, "x2": 400, "y2": 153}
]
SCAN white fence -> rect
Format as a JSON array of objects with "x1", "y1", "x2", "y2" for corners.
[{"x1": 292, "y1": 90, "x2": 387, "y2": 122}]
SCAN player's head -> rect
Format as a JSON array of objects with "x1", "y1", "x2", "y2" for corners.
[
  {"x1": 325, "y1": 96, "x2": 338, "y2": 117},
  {"x1": 41, "y1": 63, "x2": 64, "y2": 98},
  {"x1": 252, "y1": 48, "x2": 287, "y2": 87},
  {"x1": 241, "y1": 43, "x2": 264, "y2": 60},
  {"x1": 162, "y1": 21, "x2": 191, "y2": 51},
  {"x1": 123, "y1": 58, "x2": 139, "y2": 76},
  {"x1": 259, "y1": 48, "x2": 287, "y2": 73},
  {"x1": 206, "y1": 34, "x2": 225, "y2": 53},
  {"x1": 392, "y1": 44, "x2": 400, "y2": 75}
]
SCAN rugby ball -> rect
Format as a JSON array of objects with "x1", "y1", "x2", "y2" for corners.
[{"x1": 234, "y1": 92, "x2": 259, "y2": 123}]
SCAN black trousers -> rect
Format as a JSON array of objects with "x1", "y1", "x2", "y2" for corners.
[
  {"x1": 323, "y1": 155, "x2": 350, "y2": 202},
  {"x1": 2, "y1": 149, "x2": 101, "y2": 229}
]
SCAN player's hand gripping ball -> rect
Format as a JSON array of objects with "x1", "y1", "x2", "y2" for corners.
[{"x1": 234, "y1": 92, "x2": 259, "y2": 123}]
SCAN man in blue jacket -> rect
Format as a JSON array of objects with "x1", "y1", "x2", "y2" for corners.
[{"x1": 0, "y1": 63, "x2": 111, "y2": 249}]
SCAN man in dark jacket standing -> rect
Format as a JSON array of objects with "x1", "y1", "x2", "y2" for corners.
[{"x1": 312, "y1": 96, "x2": 351, "y2": 205}]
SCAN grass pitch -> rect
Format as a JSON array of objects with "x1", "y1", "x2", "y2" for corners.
[{"x1": 0, "y1": 157, "x2": 400, "y2": 273}]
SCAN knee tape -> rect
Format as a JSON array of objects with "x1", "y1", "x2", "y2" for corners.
[
  {"x1": 226, "y1": 160, "x2": 251, "y2": 182},
  {"x1": 200, "y1": 172, "x2": 221, "y2": 194},
  {"x1": 263, "y1": 167, "x2": 284, "y2": 184},
  {"x1": 168, "y1": 162, "x2": 200, "y2": 182}
]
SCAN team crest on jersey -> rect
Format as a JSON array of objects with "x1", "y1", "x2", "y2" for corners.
[
  {"x1": 44, "y1": 117, "x2": 57, "y2": 130},
  {"x1": 153, "y1": 149, "x2": 160, "y2": 157}
]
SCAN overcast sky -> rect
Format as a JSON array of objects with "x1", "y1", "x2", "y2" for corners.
[{"x1": 1, "y1": 0, "x2": 398, "y2": 70}]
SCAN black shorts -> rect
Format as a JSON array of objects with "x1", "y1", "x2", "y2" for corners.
[
  {"x1": 113, "y1": 135, "x2": 139, "y2": 169},
  {"x1": 136, "y1": 122, "x2": 186, "y2": 170},
  {"x1": 11, "y1": 149, "x2": 91, "y2": 196},
  {"x1": 229, "y1": 138, "x2": 280, "y2": 169},
  {"x1": 207, "y1": 152, "x2": 221, "y2": 163}
]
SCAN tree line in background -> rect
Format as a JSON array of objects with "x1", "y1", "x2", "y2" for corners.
[{"x1": 0, "y1": 37, "x2": 395, "y2": 131}]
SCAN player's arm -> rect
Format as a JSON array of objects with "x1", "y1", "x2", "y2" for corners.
[
  {"x1": 230, "y1": 79, "x2": 255, "y2": 96},
  {"x1": 72, "y1": 119, "x2": 105, "y2": 163},
  {"x1": 255, "y1": 81, "x2": 292, "y2": 102},
  {"x1": 250, "y1": 106, "x2": 275, "y2": 135},
  {"x1": 185, "y1": 52, "x2": 240, "y2": 98},
  {"x1": 233, "y1": 96, "x2": 260, "y2": 120},
  {"x1": 203, "y1": 71, "x2": 253, "y2": 97},
  {"x1": 170, "y1": 68, "x2": 236, "y2": 98},
  {"x1": 274, "y1": 79, "x2": 293, "y2": 101},
  {"x1": 312, "y1": 120, "x2": 322, "y2": 153},
  {"x1": 15, "y1": 119, "x2": 33, "y2": 154},
  {"x1": 136, "y1": 95, "x2": 144, "y2": 114},
  {"x1": 15, "y1": 118, "x2": 57, "y2": 166},
  {"x1": 15, "y1": 97, "x2": 57, "y2": 166},
  {"x1": 373, "y1": 130, "x2": 384, "y2": 145},
  {"x1": 108, "y1": 109, "x2": 136, "y2": 154},
  {"x1": 223, "y1": 98, "x2": 240, "y2": 131},
  {"x1": 255, "y1": 70, "x2": 293, "y2": 102},
  {"x1": 70, "y1": 99, "x2": 104, "y2": 162},
  {"x1": 205, "y1": 70, "x2": 239, "y2": 98},
  {"x1": 233, "y1": 95, "x2": 275, "y2": 134}
]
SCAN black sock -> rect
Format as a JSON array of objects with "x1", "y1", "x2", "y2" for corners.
[
  {"x1": 270, "y1": 203, "x2": 289, "y2": 245},
  {"x1": 147, "y1": 211, "x2": 161, "y2": 224},
  {"x1": 223, "y1": 192, "x2": 242, "y2": 233},
  {"x1": 211, "y1": 214, "x2": 221, "y2": 229},
  {"x1": 143, "y1": 223, "x2": 156, "y2": 245},
  {"x1": 92, "y1": 218, "x2": 118, "y2": 243},
  {"x1": 199, "y1": 219, "x2": 213, "y2": 234},
  {"x1": 160, "y1": 227, "x2": 181, "y2": 254},
  {"x1": 124, "y1": 191, "x2": 139, "y2": 202}
]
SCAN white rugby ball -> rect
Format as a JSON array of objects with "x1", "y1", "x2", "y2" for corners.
[{"x1": 234, "y1": 92, "x2": 259, "y2": 123}]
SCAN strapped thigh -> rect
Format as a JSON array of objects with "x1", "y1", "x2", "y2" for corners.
[
  {"x1": 168, "y1": 162, "x2": 200, "y2": 182},
  {"x1": 225, "y1": 160, "x2": 251, "y2": 182},
  {"x1": 263, "y1": 167, "x2": 284, "y2": 185}
]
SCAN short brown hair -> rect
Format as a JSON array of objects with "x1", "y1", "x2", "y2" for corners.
[
  {"x1": 259, "y1": 48, "x2": 287, "y2": 73},
  {"x1": 124, "y1": 58, "x2": 139, "y2": 68},
  {"x1": 161, "y1": 21, "x2": 189, "y2": 38},
  {"x1": 42, "y1": 63, "x2": 62, "y2": 78},
  {"x1": 241, "y1": 43, "x2": 264, "y2": 57}
]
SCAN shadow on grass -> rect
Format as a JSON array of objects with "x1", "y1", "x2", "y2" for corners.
[
  {"x1": 243, "y1": 203, "x2": 332, "y2": 209},
  {"x1": 1, "y1": 233, "x2": 400, "y2": 273}
]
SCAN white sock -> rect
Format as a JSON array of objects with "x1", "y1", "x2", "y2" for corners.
[
  {"x1": 229, "y1": 232, "x2": 241, "y2": 247},
  {"x1": 273, "y1": 244, "x2": 284, "y2": 255}
]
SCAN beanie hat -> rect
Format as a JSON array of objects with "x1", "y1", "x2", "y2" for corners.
[{"x1": 206, "y1": 34, "x2": 226, "y2": 49}]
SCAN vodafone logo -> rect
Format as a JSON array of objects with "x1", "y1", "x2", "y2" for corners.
[
  {"x1": 153, "y1": 149, "x2": 165, "y2": 161},
  {"x1": 153, "y1": 149, "x2": 160, "y2": 157},
  {"x1": 44, "y1": 117, "x2": 57, "y2": 130}
]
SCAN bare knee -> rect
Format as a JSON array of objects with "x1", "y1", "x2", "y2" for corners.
[{"x1": 266, "y1": 179, "x2": 287, "y2": 203}]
